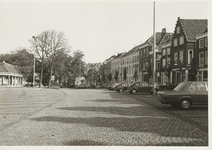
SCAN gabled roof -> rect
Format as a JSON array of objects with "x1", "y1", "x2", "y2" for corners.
[
  {"x1": 179, "y1": 19, "x2": 207, "y2": 42},
  {"x1": 157, "y1": 33, "x2": 173, "y2": 49},
  {"x1": 114, "y1": 52, "x2": 123, "y2": 58},
  {"x1": 122, "y1": 45, "x2": 140, "y2": 57},
  {"x1": 0, "y1": 62, "x2": 22, "y2": 76}
]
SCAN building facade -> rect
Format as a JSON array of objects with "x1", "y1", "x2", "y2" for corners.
[
  {"x1": 171, "y1": 17, "x2": 207, "y2": 85},
  {"x1": 0, "y1": 61, "x2": 24, "y2": 87},
  {"x1": 196, "y1": 30, "x2": 208, "y2": 81}
]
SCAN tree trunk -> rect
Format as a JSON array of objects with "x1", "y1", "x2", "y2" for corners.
[
  {"x1": 48, "y1": 64, "x2": 53, "y2": 88},
  {"x1": 39, "y1": 63, "x2": 44, "y2": 88}
]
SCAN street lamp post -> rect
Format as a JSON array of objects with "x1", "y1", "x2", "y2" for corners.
[
  {"x1": 152, "y1": 1, "x2": 156, "y2": 96},
  {"x1": 32, "y1": 36, "x2": 37, "y2": 88}
]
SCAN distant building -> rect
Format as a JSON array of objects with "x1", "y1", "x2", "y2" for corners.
[{"x1": 0, "y1": 61, "x2": 24, "y2": 87}]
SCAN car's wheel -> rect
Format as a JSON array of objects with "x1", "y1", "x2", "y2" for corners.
[
  {"x1": 179, "y1": 99, "x2": 192, "y2": 109},
  {"x1": 119, "y1": 88, "x2": 123, "y2": 92},
  {"x1": 131, "y1": 89, "x2": 137, "y2": 95}
]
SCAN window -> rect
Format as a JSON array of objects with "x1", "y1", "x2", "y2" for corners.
[
  {"x1": 176, "y1": 27, "x2": 180, "y2": 34},
  {"x1": 174, "y1": 38, "x2": 178, "y2": 47},
  {"x1": 180, "y1": 51, "x2": 183, "y2": 63},
  {"x1": 189, "y1": 82, "x2": 206, "y2": 91},
  {"x1": 146, "y1": 59, "x2": 148, "y2": 67},
  {"x1": 143, "y1": 49, "x2": 146, "y2": 57},
  {"x1": 203, "y1": 71, "x2": 208, "y2": 81},
  {"x1": 174, "y1": 52, "x2": 178, "y2": 64},
  {"x1": 142, "y1": 82, "x2": 148, "y2": 86},
  {"x1": 143, "y1": 60, "x2": 145, "y2": 69},
  {"x1": 162, "y1": 59, "x2": 166, "y2": 67},
  {"x1": 146, "y1": 48, "x2": 148, "y2": 57},
  {"x1": 199, "y1": 52, "x2": 204, "y2": 66},
  {"x1": 205, "y1": 51, "x2": 208, "y2": 65},
  {"x1": 167, "y1": 57, "x2": 170, "y2": 65},
  {"x1": 199, "y1": 38, "x2": 204, "y2": 49},
  {"x1": 188, "y1": 50, "x2": 193, "y2": 64},
  {"x1": 157, "y1": 62, "x2": 160, "y2": 70},
  {"x1": 157, "y1": 53, "x2": 161, "y2": 59},
  {"x1": 179, "y1": 36, "x2": 184, "y2": 45},
  {"x1": 162, "y1": 49, "x2": 166, "y2": 56},
  {"x1": 205, "y1": 37, "x2": 208, "y2": 47},
  {"x1": 167, "y1": 48, "x2": 170, "y2": 55}
]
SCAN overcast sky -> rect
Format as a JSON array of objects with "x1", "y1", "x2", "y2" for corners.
[{"x1": 0, "y1": 0, "x2": 209, "y2": 63}]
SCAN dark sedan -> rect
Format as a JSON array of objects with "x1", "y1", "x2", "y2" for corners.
[
  {"x1": 157, "y1": 81, "x2": 208, "y2": 109},
  {"x1": 129, "y1": 81, "x2": 152, "y2": 94}
]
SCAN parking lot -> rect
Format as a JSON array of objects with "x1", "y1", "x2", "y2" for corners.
[{"x1": 0, "y1": 87, "x2": 209, "y2": 146}]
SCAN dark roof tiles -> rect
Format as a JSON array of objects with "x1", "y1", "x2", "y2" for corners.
[{"x1": 180, "y1": 19, "x2": 207, "y2": 41}]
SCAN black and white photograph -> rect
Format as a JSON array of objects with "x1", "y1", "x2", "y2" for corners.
[{"x1": 0, "y1": 0, "x2": 210, "y2": 149}]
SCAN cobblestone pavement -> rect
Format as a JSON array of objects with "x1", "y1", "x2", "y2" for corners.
[{"x1": 0, "y1": 88, "x2": 209, "y2": 146}]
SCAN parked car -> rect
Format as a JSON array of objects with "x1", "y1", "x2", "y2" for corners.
[
  {"x1": 150, "y1": 83, "x2": 176, "y2": 94},
  {"x1": 129, "y1": 81, "x2": 152, "y2": 94},
  {"x1": 116, "y1": 83, "x2": 128, "y2": 92},
  {"x1": 50, "y1": 82, "x2": 60, "y2": 89},
  {"x1": 109, "y1": 83, "x2": 122, "y2": 90},
  {"x1": 75, "y1": 84, "x2": 87, "y2": 89},
  {"x1": 157, "y1": 81, "x2": 208, "y2": 109}
]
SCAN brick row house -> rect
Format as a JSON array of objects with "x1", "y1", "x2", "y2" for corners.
[
  {"x1": 171, "y1": 17, "x2": 207, "y2": 85},
  {"x1": 86, "y1": 17, "x2": 208, "y2": 87},
  {"x1": 196, "y1": 30, "x2": 208, "y2": 81}
]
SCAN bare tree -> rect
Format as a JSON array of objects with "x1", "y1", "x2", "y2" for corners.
[
  {"x1": 45, "y1": 30, "x2": 70, "y2": 88},
  {"x1": 29, "y1": 31, "x2": 51, "y2": 87},
  {"x1": 29, "y1": 30, "x2": 70, "y2": 88}
]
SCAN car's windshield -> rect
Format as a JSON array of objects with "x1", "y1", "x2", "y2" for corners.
[{"x1": 173, "y1": 82, "x2": 188, "y2": 91}]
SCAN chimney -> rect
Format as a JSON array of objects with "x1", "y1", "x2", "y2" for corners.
[{"x1": 161, "y1": 28, "x2": 166, "y2": 38}]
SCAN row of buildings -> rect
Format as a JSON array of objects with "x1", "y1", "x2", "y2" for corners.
[{"x1": 86, "y1": 17, "x2": 208, "y2": 87}]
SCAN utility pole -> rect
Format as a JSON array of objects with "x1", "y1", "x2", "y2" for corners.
[
  {"x1": 153, "y1": 1, "x2": 156, "y2": 96},
  {"x1": 32, "y1": 36, "x2": 37, "y2": 88}
]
